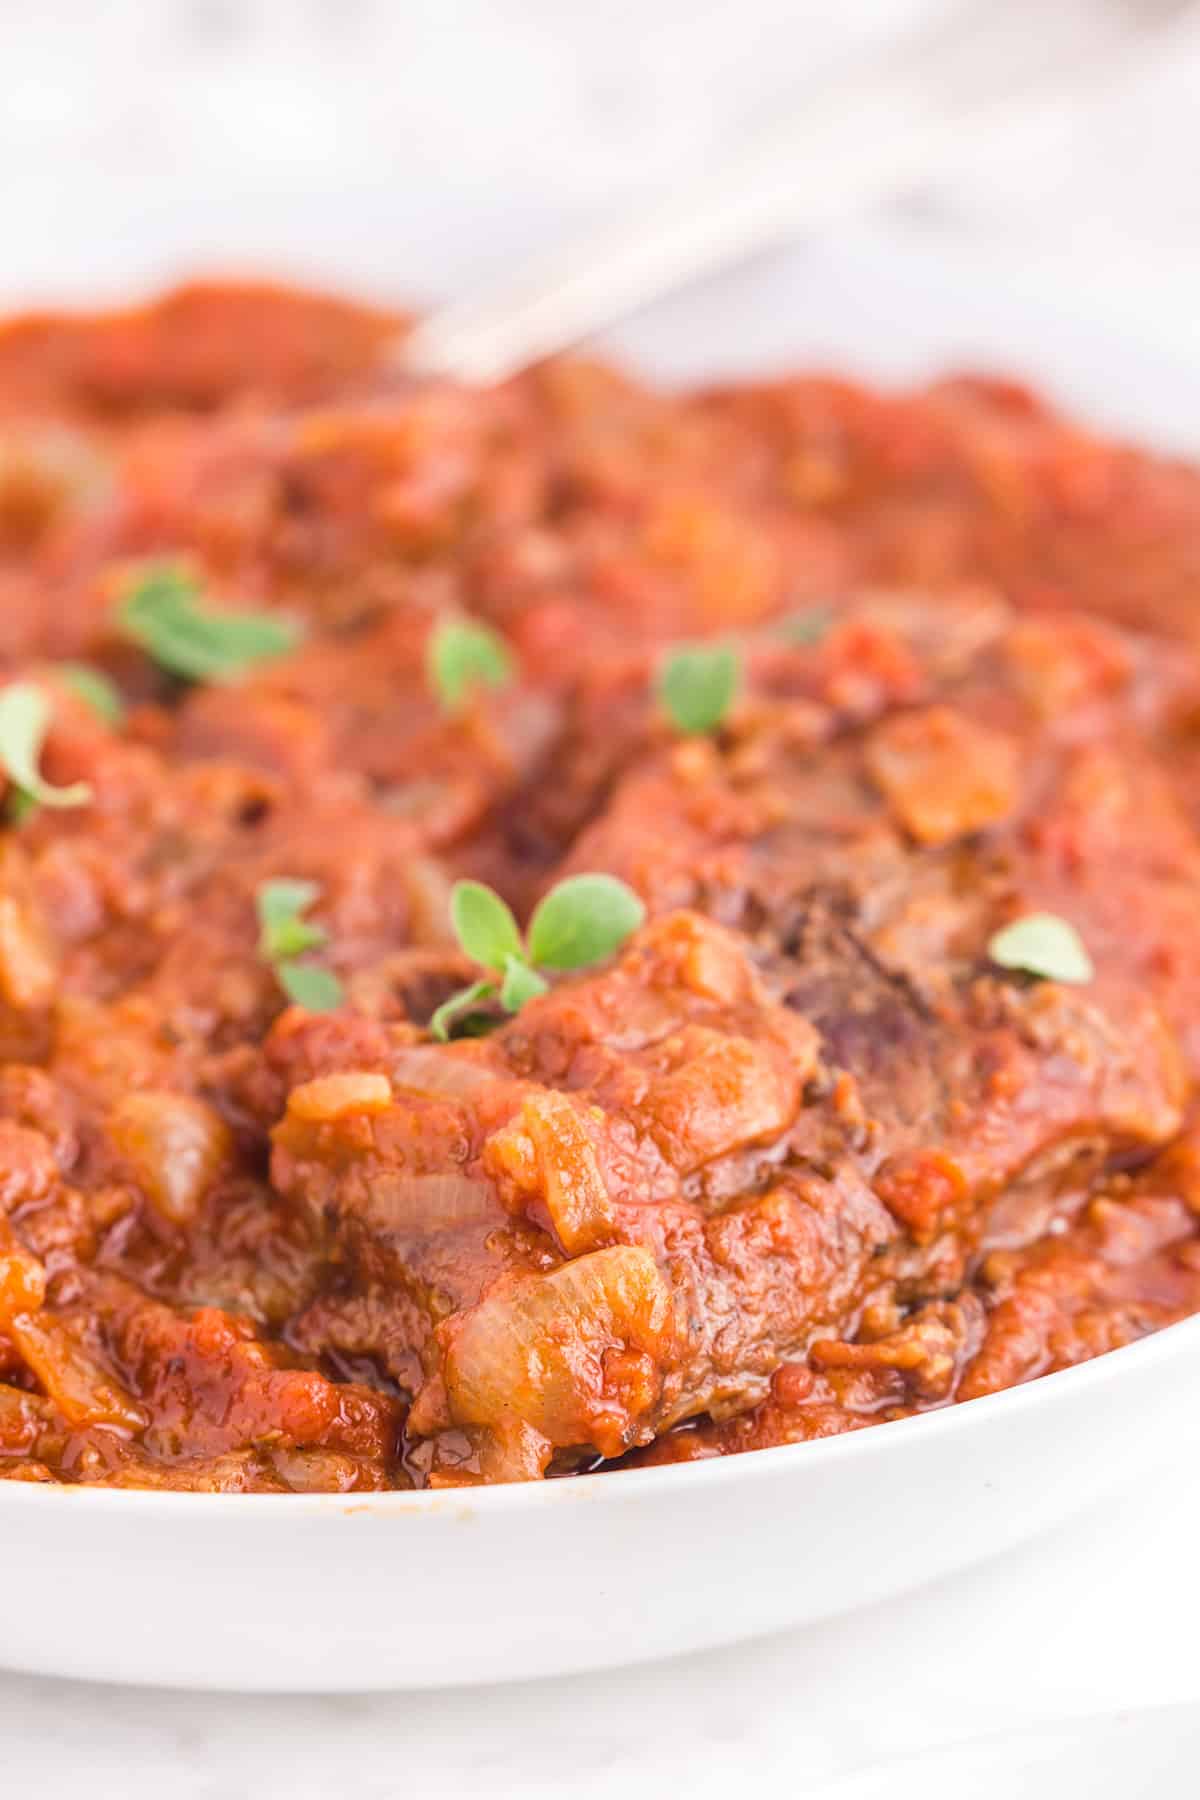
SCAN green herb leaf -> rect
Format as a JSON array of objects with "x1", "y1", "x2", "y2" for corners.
[
  {"x1": 499, "y1": 954, "x2": 549, "y2": 1012},
  {"x1": 256, "y1": 878, "x2": 327, "y2": 961},
  {"x1": 450, "y1": 879, "x2": 523, "y2": 973},
  {"x1": 276, "y1": 961, "x2": 345, "y2": 1012},
  {"x1": 59, "y1": 663, "x2": 125, "y2": 725},
  {"x1": 988, "y1": 913, "x2": 1094, "y2": 985},
  {"x1": 427, "y1": 618, "x2": 513, "y2": 714},
  {"x1": 430, "y1": 978, "x2": 498, "y2": 1042},
  {"x1": 777, "y1": 608, "x2": 831, "y2": 646},
  {"x1": 437, "y1": 872, "x2": 644, "y2": 1039},
  {"x1": 658, "y1": 643, "x2": 739, "y2": 735},
  {"x1": 527, "y1": 873, "x2": 645, "y2": 971},
  {"x1": 0, "y1": 683, "x2": 92, "y2": 814},
  {"x1": 256, "y1": 878, "x2": 341, "y2": 1008},
  {"x1": 119, "y1": 565, "x2": 299, "y2": 683}
]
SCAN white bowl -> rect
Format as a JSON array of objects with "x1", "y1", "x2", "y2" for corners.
[
  {"x1": 3, "y1": 1315, "x2": 1199, "y2": 1691},
  {"x1": 3, "y1": 230, "x2": 1199, "y2": 1692}
]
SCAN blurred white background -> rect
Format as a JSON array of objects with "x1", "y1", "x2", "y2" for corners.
[{"x1": 1, "y1": 0, "x2": 1198, "y2": 341}]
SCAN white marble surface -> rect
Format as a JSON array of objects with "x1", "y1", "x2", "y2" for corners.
[{"x1": 3, "y1": 2, "x2": 1200, "y2": 1793}]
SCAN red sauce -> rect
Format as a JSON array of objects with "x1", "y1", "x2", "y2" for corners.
[{"x1": 0, "y1": 283, "x2": 1198, "y2": 1490}]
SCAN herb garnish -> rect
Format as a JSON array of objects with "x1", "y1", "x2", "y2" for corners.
[
  {"x1": 256, "y1": 879, "x2": 344, "y2": 1012},
  {"x1": 431, "y1": 873, "x2": 645, "y2": 1041},
  {"x1": 119, "y1": 566, "x2": 299, "y2": 682},
  {"x1": 526, "y1": 873, "x2": 646, "y2": 972},
  {"x1": 987, "y1": 913, "x2": 1094, "y2": 985},
  {"x1": 427, "y1": 618, "x2": 514, "y2": 714},
  {"x1": 658, "y1": 643, "x2": 739, "y2": 736},
  {"x1": 59, "y1": 663, "x2": 125, "y2": 726},
  {"x1": 0, "y1": 683, "x2": 92, "y2": 817},
  {"x1": 777, "y1": 608, "x2": 831, "y2": 646},
  {"x1": 275, "y1": 961, "x2": 345, "y2": 1012}
]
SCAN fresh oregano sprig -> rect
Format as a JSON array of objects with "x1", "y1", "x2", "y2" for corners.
[
  {"x1": 0, "y1": 683, "x2": 92, "y2": 818},
  {"x1": 987, "y1": 912, "x2": 1094, "y2": 985},
  {"x1": 776, "y1": 607, "x2": 831, "y2": 646},
  {"x1": 120, "y1": 565, "x2": 299, "y2": 683},
  {"x1": 256, "y1": 879, "x2": 344, "y2": 1012},
  {"x1": 431, "y1": 873, "x2": 645, "y2": 1041},
  {"x1": 58, "y1": 663, "x2": 125, "y2": 726},
  {"x1": 427, "y1": 618, "x2": 514, "y2": 714},
  {"x1": 658, "y1": 642, "x2": 739, "y2": 735}
]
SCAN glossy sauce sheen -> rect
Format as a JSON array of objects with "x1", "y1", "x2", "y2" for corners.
[{"x1": 1, "y1": 282, "x2": 1200, "y2": 1490}]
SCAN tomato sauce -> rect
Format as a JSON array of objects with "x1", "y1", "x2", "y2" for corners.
[{"x1": 0, "y1": 283, "x2": 1199, "y2": 1490}]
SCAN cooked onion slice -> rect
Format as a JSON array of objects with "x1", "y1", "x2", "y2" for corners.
[
  {"x1": 9, "y1": 1313, "x2": 147, "y2": 1432},
  {"x1": 360, "y1": 1171, "x2": 498, "y2": 1236},
  {"x1": 0, "y1": 1221, "x2": 46, "y2": 1322},
  {"x1": 388, "y1": 1046, "x2": 500, "y2": 1098},
  {"x1": 108, "y1": 1091, "x2": 233, "y2": 1225},
  {"x1": 439, "y1": 1245, "x2": 673, "y2": 1464}
]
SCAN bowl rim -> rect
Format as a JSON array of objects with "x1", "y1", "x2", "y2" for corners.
[{"x1": 3, "y1": 1309, "x2": 1197, "y2": 1518}]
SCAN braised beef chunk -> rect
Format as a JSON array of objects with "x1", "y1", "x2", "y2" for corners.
[
  {"x1": 272, "y1": 913, "x2": 896, "y2": 1480},
  {"x1": 3, "y1": 282, "x2": 1200, "y2": 1490}
]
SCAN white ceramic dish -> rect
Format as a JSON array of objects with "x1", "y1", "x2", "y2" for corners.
[
  {"x1": 2, "y1": 233, "x2": 1199, "y2": 1693},
  {"x1": 3, "y1": 1316, "x2": 1199, "y2": 1692}
]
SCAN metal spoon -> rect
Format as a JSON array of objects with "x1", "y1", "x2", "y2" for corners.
[{"x1": 402, "y1": 0, "x2": 1193, "y2": 384}]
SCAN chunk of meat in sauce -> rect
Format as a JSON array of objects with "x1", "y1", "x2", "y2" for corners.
[{"x1": 633, "y1": 1129, "x2": 1200, "y2": 1466}]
